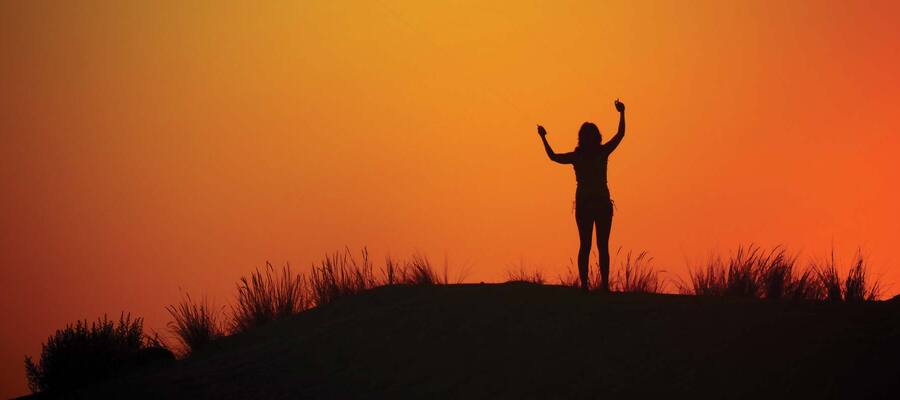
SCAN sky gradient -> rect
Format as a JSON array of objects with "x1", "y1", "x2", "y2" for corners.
[{"x1": 2, "y1": 1, "x2": 899, "y2": 396}]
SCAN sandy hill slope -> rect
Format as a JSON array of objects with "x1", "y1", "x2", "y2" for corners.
[{"x1": 46, "y1": 283, "x2": 900, "y2": 399}]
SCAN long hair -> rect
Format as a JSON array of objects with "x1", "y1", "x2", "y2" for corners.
[{"x1": 575, "y1": 122, "x2": 602, "y2": 154}]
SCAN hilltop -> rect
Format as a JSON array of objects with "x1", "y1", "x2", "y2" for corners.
[{"x1": 37, "y1": 283, "x2": 900, "y2": 399}]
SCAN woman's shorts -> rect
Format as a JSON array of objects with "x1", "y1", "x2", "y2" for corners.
[{"x1": 574, "y1": 192, "x2": 613, "y2": 222}]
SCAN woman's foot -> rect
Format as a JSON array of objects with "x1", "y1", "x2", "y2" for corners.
[{"x1": 599, "y1": 281, "x2": 610, "y2": 293}]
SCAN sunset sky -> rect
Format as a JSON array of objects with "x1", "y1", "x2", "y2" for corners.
[{"x1": 2, "y1": 0, "x2": 899, "y2": 396}]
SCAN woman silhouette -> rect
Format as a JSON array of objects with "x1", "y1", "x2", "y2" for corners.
[{"x1": 538, "y1": 99, "x2": 625, "y2": 291}]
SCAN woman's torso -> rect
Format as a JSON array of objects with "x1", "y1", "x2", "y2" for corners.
[{"x1": 573, "y1": 150, "x2": 611, "y2": 200}]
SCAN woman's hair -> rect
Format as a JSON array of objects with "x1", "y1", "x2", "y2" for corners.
[{"x1": 575, "y1": 122, "x2": 602, "y2": 153}]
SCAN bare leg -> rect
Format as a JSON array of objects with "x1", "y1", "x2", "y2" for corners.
[
  {"x1": 596, "y1": 201, "x2": 613, "y2": 291},
  {"x1": 576, "y1": 211, "x2": 594, "y2": 291}
]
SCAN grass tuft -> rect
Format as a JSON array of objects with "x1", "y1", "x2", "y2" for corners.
[
  {"x1": 309, "y1": 248, "x2": 378, "y2": 306},
  {"x1": 681, "y1": 245, "x2": 881, "y2": 302},
  {"x1": 682, "y1": 257, "x2": 726, "y2": 296},
  {"x1": 232, "y1": 262, "x2": 308, "y2": 333},
  {"x1": 813, "y1": 249, "x2": 882, "y2": 302},
  {"x1": 814, "y1": 253, "x2": 843, "y2": 302},
  {"x1": 612, "y1": 250, "x2": 664, "y2": 293},
  {"x1": 557, "y1": 259, "x2": 601, "y2": 290},
  {"x1": 166, "y1": 293, "x2": 225, "y2": 356},
  {"x1": 506, "y1": 260, "x2": 546, "y2": 284},
  {"x1": 757, "y1": 247, "x2": 793, "y2": 300},
  {"x1": 723, "y1": 245, "x2": 762, "y2": 297},
  {"x1": 844, "y1": 252, "x2": 880, "y2": 301},
  {"x1": 403, "y1": 254, "x2": 442, "y2": 285}
]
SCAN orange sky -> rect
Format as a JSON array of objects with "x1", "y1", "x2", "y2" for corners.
[{"x1": 2, "y1": 0, "x2": 899, "y2": 396}]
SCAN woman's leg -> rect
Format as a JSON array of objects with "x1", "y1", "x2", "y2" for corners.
[
  {"x1": 595, "y1": 200, "x2": 613, "y2": 291},
  {"x1": 575, "y1": 208, "x2": 594, "y2": 291}
]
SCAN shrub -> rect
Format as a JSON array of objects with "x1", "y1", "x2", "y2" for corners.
[
  {"x1": 166, "y1": 293, "x2": 226, "y2": 355},
  {"x1": 24, "y1": 313, "x2": 170, "y2": 394},
  {"x1": 232, "y1": 262, "x2": 308, "y2": 333},
  {"x1": 612, "y1": 250, "x2": 664, "y2": 293}
]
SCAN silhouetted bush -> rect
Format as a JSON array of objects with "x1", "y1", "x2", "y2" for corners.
[
  {"x1": 24, "y1": 313, "x2": 171, "y2": 394},
  {"x1": 612, "y1": 250, "x2": 664, "y2": 293},
  {"x1": 232, "y1": 262, "x2": 308, "y2": 333},
  {"x1": 167, "y1": 293, "x2": 226, "y2": 355}
]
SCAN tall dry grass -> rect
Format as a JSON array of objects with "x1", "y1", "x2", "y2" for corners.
[
  {"x1": 506, "y1": 260, "x2": 546, "y2": 284},
  {"x1": 557, "y1": 259, "x2": 600, "y2": 290},
  {"x1": 403, "y1": 254, "x2": 443, "y2": 285},
  {"x1": 232, "y1": 262, "x2": 308, "y2": 333},
  {"x1": 165, "y1": 248, "x2": 456, "y2": 359},
  {"x1": 844, "y1": 253, "x2": 880, "y2": 301},
  {"x1": 308, "y1": 249, "x2": 456, "y2": 305},
  {"x1": 681, "y1": 245, "x2": 881, "y2": 302},
  {"x1": 683, "y1": 259, "x2": 727, "y2": 296},
  {"x1": 555, "y1": 251, "x2": 666, "y2": 293},
  {"x1": 812, "y1": 249, "x2": 881, "y2": 302},
  {"x1": 166, "y1": 293, "x2": 225, "y2": 355},
  {"x1": 612, "y1": 250, "x2": 664, "y2": 293},
  {"x1": 309, "y1": 248, "x2": 378, "y2": 306},
  {"x1": 159, "y1": 245, "x2": 884, "y2": 361}
]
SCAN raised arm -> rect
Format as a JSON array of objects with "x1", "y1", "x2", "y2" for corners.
[
  {"x1": 538, "y1": 125, "x2": 575, "y2": 164},
  {"x1": 605, "y1": 99, "x2": 626, "y2": 152}
]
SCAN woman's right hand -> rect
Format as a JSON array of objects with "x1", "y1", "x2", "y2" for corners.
[
  {"x1": 537, "y1": 125, "x2": 547, "y2": 138},
  {"x1": 615, "y1": 99, "x2": 625, "y2": 113}
]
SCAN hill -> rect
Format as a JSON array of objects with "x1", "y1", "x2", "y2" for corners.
[{"x1": 41, "y1": 283, "x2": 900, "y2": 399}]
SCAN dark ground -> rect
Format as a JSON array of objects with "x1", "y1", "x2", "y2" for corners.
[{"x1": 32, "y1": 283, "x2": 900, "y2": 399}]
